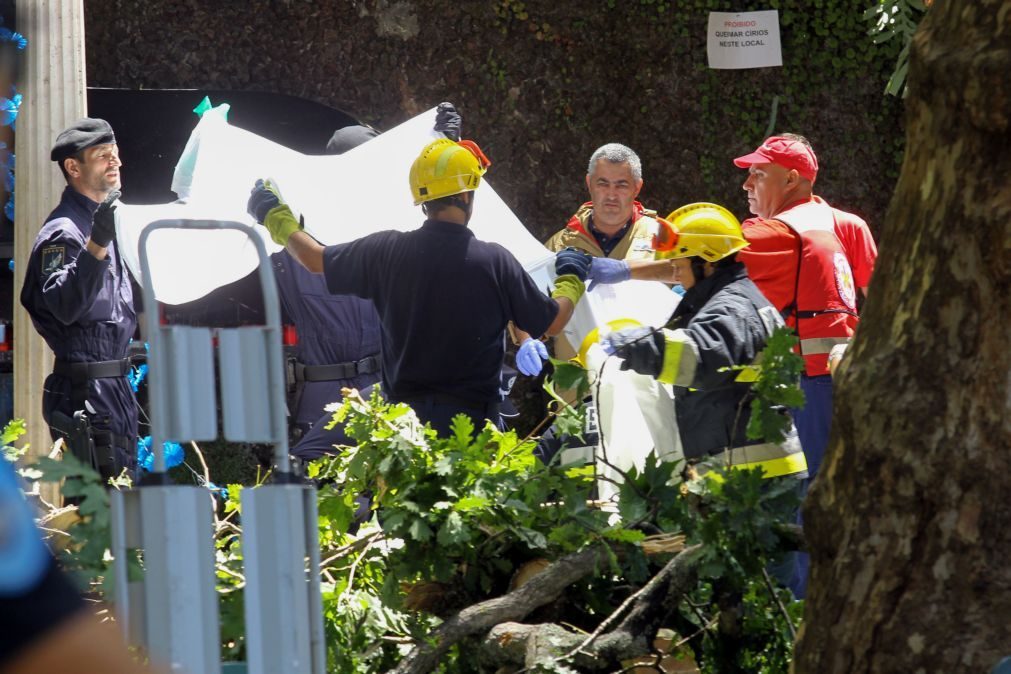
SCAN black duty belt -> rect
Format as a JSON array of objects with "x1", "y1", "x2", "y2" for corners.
[
  {"x1": 53, "y1": 358, "x2": 132, "y2": 381},
  {"x1": 294, "y1": 355, "x2": 380, "y2": 383}
]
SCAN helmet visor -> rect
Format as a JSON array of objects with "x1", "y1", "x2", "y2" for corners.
[
  {"x1": 652, "y1": 217, "x2": 680, "y2": 259},
  {"x1": 457, "y1": 139, "x2": 491, "y2": 170}
]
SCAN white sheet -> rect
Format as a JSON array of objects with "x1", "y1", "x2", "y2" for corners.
[{"x1": 115, "y1": 106, "x2": 555, "y2": 305}]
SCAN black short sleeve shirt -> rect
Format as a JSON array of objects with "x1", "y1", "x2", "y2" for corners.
[{"x1": 323, "y1": 220, "x2": 558, "y2": 403}]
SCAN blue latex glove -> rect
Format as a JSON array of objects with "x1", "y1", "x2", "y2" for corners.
[
  {"x1": 555, "y1": 247, "x2": 593, "y2": 281},
  {"x1": 516, "y1": 338, "x2": 548, "y2": 376},
  {"x1": 588, "y1": 257, "x2": 630, "y2": 287}
]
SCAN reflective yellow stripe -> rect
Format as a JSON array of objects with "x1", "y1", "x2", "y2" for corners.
[
  {"x1": 434, "y1": 145, "x2": 463, "y2": 177},
  {"x1": 734, "y1": 365, "x2": 760, "y2": 383},
  {"x1": 800, "y1": 336, "x2": 850, "y2": 355},
  {"x1": 574, "y1": 318, "x2": 642, "y2": 366},
  {"x1": 703, "y1": 451, "x2": 809, "y2": 482},
  {"x1": 657, "y1": 329, "x2": 698, "y2": 386}
]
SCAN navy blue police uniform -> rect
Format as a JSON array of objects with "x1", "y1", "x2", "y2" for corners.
[
  {"x1": 321, "y1": 219, "x2": 558, "y2": 435},
  {"x1": 21, "y1": 191, "x2": 138, "y2": 478},
  {"x1": 275, "y1": 249, "x2": 382, "y2": 456}
]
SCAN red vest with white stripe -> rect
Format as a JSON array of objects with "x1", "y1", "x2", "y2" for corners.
[{"x1": 774, "y1": 199, "x2": 860, "y2": 376}]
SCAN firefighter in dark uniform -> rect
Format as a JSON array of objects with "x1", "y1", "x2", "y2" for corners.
[
  {"x1": 247, "y1": 136, "x2": 589, "y2": 436},
  {"x1": 20, "y1": 118, "x2": 138, "y2": 480},
  {"x1": 283, "y1": 104, "x2": 464, "y2": 459}
]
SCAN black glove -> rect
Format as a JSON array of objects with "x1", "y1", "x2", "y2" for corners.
[
  {"x1": 602, "y1": 327, "x2": 665, "y2": 378},
  {"x1": 90, "y1": 189, "x2": 121, "y2": 248},
  {"x1": 555, "y1": 247, "x2": 593, "y2": 281},
  {"x1": 434, "y1": 102, "x2": 462, "y2": 141},
  {"x1": 247, "y1": 179, "x2": 280, "y2": 224}
]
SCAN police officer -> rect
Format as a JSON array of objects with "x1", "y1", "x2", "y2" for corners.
[
  {"x1": 287, "y1": 105, "x2": 464, "y2": 459},
  {"x1": 0, "y1": 461, "x2": 158, "y2": 672},
  {"x1": 248, "y1": 137, "x2": 589, "y2": 436},
  {"x1": 20, "y1": 118, "x2": 138, "y2": 480}
]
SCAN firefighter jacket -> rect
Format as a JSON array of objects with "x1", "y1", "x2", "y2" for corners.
[
  {"x1": 546, "y1": 201, "x2": 659, "y2": 260},
  {"x1": 657, "y1": 262, "x2": 807, "y2": 479}
]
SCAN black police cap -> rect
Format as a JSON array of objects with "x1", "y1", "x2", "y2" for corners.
[{"x1": 50, "y1": 118, "x2": 116, "y2": 162}]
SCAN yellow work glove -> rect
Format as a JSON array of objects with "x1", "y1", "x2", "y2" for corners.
[
  {"x1": 263, "y1": 204, "x2": 303, "y2": 247},
  {"x1": 550, "y1": 274, "x2": 586, "y2": 306}
]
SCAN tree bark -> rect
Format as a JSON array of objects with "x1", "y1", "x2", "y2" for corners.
[{"x1": 794, "y1": 3, "x2": 1011, "y2": 672}]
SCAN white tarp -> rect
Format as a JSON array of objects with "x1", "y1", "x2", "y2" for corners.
[{"x1": 115, "y1": 106, "x2": 555, "y2": 305}]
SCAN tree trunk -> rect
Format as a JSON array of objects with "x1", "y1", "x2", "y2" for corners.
[{"x1": 795, "y1": 3, "x2": 1011, "y2": 672}]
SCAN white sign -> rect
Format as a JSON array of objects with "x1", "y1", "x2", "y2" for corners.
[{"x1": 707, "y1": 10, "x2": 782, "y2": 70}]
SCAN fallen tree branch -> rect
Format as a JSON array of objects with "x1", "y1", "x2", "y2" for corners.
[
  {"x1": 483, "y1": 544, "x2": 705, "y2": 672},
  {"x1": 390, "y1": 543, "x2": 611, "y2": 674}
]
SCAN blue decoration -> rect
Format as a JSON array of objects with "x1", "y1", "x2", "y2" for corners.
[
  {"x1": 5, "y1": 197, "x2": 13, "y2": 221},
  {"x1": 127, "y1": 363, "x2": 148, "y2": 392},
  {"x1": 0, "y1": 28, "x2": 26, "y2": 50},
  {"x1": 7, "y1": 260, "x2": 12, "y2": 273},
  {"x1": 0, "y1": 92, "x2": 21, "y2": 127},
  {"x1": 136, "y1": 436, "x2": 185, "y2": 472},
  {"x1": 205, "y1": 481, "x2": 229, "y2": 500}
]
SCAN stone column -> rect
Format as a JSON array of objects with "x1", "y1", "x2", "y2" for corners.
[{"x1": 13, "y1": 0, "x2": 86, "y2": 502}]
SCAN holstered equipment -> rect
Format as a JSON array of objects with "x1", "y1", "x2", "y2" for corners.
[{"x1": 52, "y1": 358, "x2": 133, "y2": 481}]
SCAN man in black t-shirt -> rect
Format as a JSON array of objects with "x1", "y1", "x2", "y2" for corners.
[{"x1": 247, "y1": 137, "x2": 590, "y2": 435}]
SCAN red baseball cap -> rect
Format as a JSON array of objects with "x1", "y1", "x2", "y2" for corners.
[{"x1": 733, "y1": 136, "x2": 819, "y2": 182}]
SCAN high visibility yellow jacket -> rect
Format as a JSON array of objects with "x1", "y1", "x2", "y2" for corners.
[{"x1": 545, "y1": 201, "x2": 659, "y2": 260}]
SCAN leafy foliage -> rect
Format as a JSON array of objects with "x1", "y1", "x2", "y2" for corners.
[
  {"x1": 33, "y1": 453, "x2": 131, "y2": 594},
  {"x1": 747, "y1": 327, "x2": 806, "y2": 443},
  {"x1": 310, "y1": 390, "x2": 636, "y2": 610},
  {"x1": 1, "y1": 418, "x2": 27, "y2": 461},
  {"x1": 865, "y1": 0, "x2": 931, "y2": 96},
  {"x1": 35, "y1": 369, "x2": 805, "y2": 672}
]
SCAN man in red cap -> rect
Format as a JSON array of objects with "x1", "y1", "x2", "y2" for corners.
[
  {"x1": 732, "y1": 133, "x2": 876, "y2": 596},
  {"x1": 732, "y1": 134, "x2": 876, "y2": 480}
]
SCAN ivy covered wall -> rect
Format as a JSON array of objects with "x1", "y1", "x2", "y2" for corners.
[{"x1": 85, "y1": 0, "x2": 904, "y2": 240}]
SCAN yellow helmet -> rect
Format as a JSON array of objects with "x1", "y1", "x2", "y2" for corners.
[
  {"x1": 409, "y1": 138, "x2": 491, "y2": 206},
  {"x1": 653, "y1": 202, "x2": 750, "y2": 262}
]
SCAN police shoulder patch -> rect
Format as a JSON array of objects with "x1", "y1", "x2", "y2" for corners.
[{"x1": 41, "y1": 245, "x2": 66, "y2": 276}]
